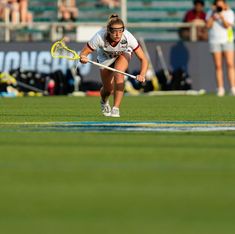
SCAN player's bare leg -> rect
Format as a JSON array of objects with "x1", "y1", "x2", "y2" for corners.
[
  {"x1": 113, "y1": 53, "x2": 130, "y2": 108},
  {"x1": 99, "y1": 69, "x2": 114, "y2": 116},
  {"x1": 100, "y1": 69, "x2": 114, "y2": 102},
  {"x1": 224, "y1": 50, "x2": 235, "y2": 95}
]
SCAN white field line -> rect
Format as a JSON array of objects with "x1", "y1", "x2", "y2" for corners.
[
  {"x1": 1, "y1": 121, "x2": 235, "y2": 127},
  {"x1": 1, "y1": 121, "x2": 235, "y2": 132}
]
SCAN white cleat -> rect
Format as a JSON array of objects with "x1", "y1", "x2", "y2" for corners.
[
  {"x1": 230, "y1": 87, "x2": 235, "y2": 96},
  {"x1": 217, "y1": 87, "x2": 225, "y2": 97},
  {"x1": 100, "y1": 100, "x2": 111, "y2": 116},
  {"x1": 110, "y1": 107, "x2": 120, "y2": 117}
]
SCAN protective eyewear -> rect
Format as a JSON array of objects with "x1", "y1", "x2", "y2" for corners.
[{"x1": 109, "y1": 27, "x2": 125, "y2": 34}]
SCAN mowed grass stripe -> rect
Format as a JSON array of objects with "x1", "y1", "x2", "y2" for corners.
[{"x1": 0, "y1": 95, "x2": 235, "y2": 122}]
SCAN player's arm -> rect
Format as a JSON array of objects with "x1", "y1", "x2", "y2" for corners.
[
  {"x1": 134, "y1": 46, "x2": 149, "y2": 82},
  {"x1": 79, "y1": 44, "x2": 93, "y2": 64}
]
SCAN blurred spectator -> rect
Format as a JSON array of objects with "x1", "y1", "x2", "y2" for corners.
[
  {"x1": 58, "y1": 0, "x2": 79, "y2": 22},
  {"x1": 0, "y1": 0, "x2": 32, "y2": 24},
  {"x1": 0, "y1": 2, "x2": 4, "y2": 20},
  {"x1": 179, "y1": 0, "x2": 208, "y2": 41},
  {"x1": 57, "y1": 0, "x2": 79, "y2": 38},
  {"x1": 97, "y1": 0, "x2": 120, "y2": 9},
  {"x1": 19, "y1": 0, "x2": 33, "y2": 23},
  {"x1": 206, "y1": 0, "x2": 235, "y2": 96}
]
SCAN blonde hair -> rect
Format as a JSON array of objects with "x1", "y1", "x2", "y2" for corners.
[{"x1": 107, "y1": 14, "x2": 124, "y2": 31}]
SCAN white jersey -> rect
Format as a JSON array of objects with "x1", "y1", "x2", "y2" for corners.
[
  {"x1": 206, "y1": 9, "x2": 234, "y2": 44},
  {"x1": 87, "y1": 28, "x2": 139, "y2": 66}
]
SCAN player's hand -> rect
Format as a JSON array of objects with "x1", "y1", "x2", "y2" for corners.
[
  {"x1": 63, "y1": 36, "x2": 70, "y2": 43},
  {"x1": 80, "y1": 55, "x2": 89, "y2": 64},
  {"x1": 136, "y1": 74, "x2": 146, "y2": 83}
]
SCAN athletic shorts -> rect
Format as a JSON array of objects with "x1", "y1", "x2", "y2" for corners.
[
  {"x1": 97, "y1": 58, "x2": 117, "y2": 68},
  {"x1": 209, "y1": 42, "x2": 234, "y2": 53},
  {"x1": 97, "y1": 51, "x2": 131, "y2": 69}
]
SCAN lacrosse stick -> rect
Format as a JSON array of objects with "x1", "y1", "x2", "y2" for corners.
[
  {"x1": 50, "y1": 38, "x2": 137, "y2": 79},
  {"x1": 0, "y1": 72, "x2": 47, "y2": 95},
  {"x1": 139, "y1": 38, "x2": 159, "y2": 90},
  {"x1": 156, "y1": 45, "x2": 172, "y2": 84}
]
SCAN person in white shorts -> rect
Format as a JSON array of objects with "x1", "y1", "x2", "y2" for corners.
[
  {"x1": 79, "y1": 14, "x2": 148, "y2": 117},
  {"x1": 206, "y1": 0, "x2": 235, "y2": 96}
]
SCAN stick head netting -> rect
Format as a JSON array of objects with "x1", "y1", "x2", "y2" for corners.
[{"x1": 51, "y1": 39, "x2": 78, "y2": 60}]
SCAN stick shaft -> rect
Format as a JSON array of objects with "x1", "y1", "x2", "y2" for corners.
[
  {"x1": 87, "y1": 60, "x2": 137, "y2": 79},
  {"x1": 17, "y1": 80, "x2": 46, "y2": 94},
  {"x1": 156, "y1": 45, "x2": 171, "y2": 82}
]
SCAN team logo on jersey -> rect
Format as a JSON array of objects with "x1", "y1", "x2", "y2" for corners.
[{"x1": 120, "y1": 39, "x2": 127, "y2": 44}]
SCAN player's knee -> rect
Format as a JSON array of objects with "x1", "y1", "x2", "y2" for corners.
[
  {"x1": 215, "y1": 64, "x2": 222, "y2": 70},
  {"x1": 115, "y1": 73, "x2": 125, "y2": 81},
  {"x1": 226, "y1": 62, "x2": 234, "y2": 69}
]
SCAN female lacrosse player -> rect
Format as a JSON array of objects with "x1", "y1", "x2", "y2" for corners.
[
  {"x1": 206, "y1": 0, "x2": 235, "y2": 96},
  {"x1": 79, "y1": 14, "x2": 148, "y2": 117}
]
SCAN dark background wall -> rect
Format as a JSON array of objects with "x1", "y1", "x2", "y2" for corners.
[
  {"x1": 143, "y1": 41, "x2": 230, "y2": 93},
  {"x1": 0, "y1": 41, "x2": 233, "y2": 92},
  {"x1": 130, "y1": 41, "x2": 231, "y2": 93}
]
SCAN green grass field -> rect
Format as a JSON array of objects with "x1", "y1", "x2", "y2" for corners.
[{"x1": 0, "y1": 95, "x2": 235, "y2": 234}]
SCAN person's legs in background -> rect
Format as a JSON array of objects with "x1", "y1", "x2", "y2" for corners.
[
  {"x1": 20, "y1": 0, "x2": 33, "y2": 23},
  {"x1": 212, "y1": 51, "x2": 224, "y2": 96},
  {"x1": 11, "y1": 1, "x2": 20, "y2": 24},
  {"x1": 223, "y1": 49, "x2": 235, "y2": 95}
]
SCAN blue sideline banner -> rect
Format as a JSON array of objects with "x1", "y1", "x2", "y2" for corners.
[
  {"x1": 0, "y1": 41, "x2": 232, "y2": 92},
  {"x1": 0, "y1": 42, "x2": 94, "y2": 77}
]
